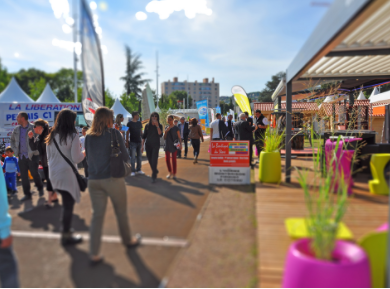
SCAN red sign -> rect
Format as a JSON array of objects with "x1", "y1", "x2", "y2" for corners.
[{"x1": 210, "y1": 141, "x2": 250, "y2": 167}]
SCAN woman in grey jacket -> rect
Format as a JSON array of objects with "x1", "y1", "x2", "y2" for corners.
[
  {"x1": 46, "y1": 109, "x2": 85, "y2": 246},
  {"x1": 85, "y1": 107, "x2": 140, "y2": 266}
]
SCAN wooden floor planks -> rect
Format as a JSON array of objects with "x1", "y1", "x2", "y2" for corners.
[{"x1": 255, "y1": 157, "x2": 388, "y2": 288}]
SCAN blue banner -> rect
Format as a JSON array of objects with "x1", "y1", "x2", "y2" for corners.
[
  {"x1": 196, "y1": 99, "x2": 209, "y2": 127},
  {"x1": 215, "y1": 106, "x2": 221, "y2": 114}
]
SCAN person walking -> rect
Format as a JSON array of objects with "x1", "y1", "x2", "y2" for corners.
[
  {"x1": 2, "y1": 147, "x2": 20, "y2": 194},
  {"x1": 142, "y1": 112, "x2": 163, "y2": 183},
  {"x1": 177, "y1": 117, "x2": 189, "y2": 158},
  {"x1": 188, "y1": 118, "x2": 204, "y2": 164},
  {"x1": 46, "y1": 109, "x2": 85, "y2": 246},
  {"x1": 0, "y1": 173, "x2": 19, "y2": 288},
  {"x1": 28, "y1": 119, "x2": 58, "y2": 208},
  {"x1": 126, "y1": 112, "x2": 144, "y2": 176},
  {"x1": 85, "y1": 107, "x2": 140, "y2": 265},
  {"x1": 10, "y1": 112, "x2": 43, "y2": 201},
  {"x1": 164, "y1": 115, "x2": 181, "y2": 179},
  {"x1": 210, "y1": 113, "x2": 228, "y2": 140}
]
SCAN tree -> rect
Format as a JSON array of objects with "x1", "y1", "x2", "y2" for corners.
[
  {"x1": 0, "y1": 58, "x2": 10, "y2": 93},
  {"x1": 104, "y1": 88, "x2": 115, "y2": 108},
  {"x1": 168, "y1": 91, "x2": 193, "y2": 108},
  {"x1": 120, "y1": 45, "x2": 150, "y2": 102},
  {"x1": 258, "y1": 71, "x2": 286, "y2": 102},
  {"x1": 120, "y1": 92, "x2": 139, "y2": 115},
  {"x1": 28, "y1": 77, "x2": 46, "y2": 101},
  {"x1": 12, "y1": 68, "x2": 47, "y2": 95}
]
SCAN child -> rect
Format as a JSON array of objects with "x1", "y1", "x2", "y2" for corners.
[{"x1": 2, "y1": 147, "x2": 20, "y2": 194}]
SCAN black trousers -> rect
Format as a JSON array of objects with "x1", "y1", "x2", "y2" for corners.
[
  {"x1": 145, "y1": 145, "x2": 159, "y2": 178},
  {"x1": 56, "y1": 190, "x2": 75, "y2": 233},
  {"x1": 18, "y1": 155, "x2": 43, "y2": 197},
  {"x1": 249, "y1": 142, "x2": 253, "y2": 166},
  {"x1": 42, "y1": 166, "x2": 53, "y2": 192},
  {"x1": 191, "y1": 139, "x2": 200, "y2": 157},
  {"x1": 178, "y1": 136, "x2": 188, "y2": 157}
]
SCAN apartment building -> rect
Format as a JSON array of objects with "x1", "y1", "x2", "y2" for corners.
[{"x1": 161, "y1": 77, "x2": 220, "y2": 108}]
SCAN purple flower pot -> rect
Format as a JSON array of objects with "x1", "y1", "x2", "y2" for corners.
[{"x1": 283, "y1": 238, "x2": 371, "y2": 288}]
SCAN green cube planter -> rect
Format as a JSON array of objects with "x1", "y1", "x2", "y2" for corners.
[{"x1": 259, "y1": 151, "x2": 281, "y2": 183}]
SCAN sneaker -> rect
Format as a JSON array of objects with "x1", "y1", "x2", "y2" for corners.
[
  {"x1": 61, "y1": 234, "x2": 83, "y2": 246},
  {"x1": 184, "y1": 155, "x2": 187, "y2": 158},
  {"x1": 130, "y1": 172, "x2": 136, "y2": 177},
  {"x1": 12, "y1": 190, "x2": 18, "y2": 195},
  {"x1": 136, "y1": 171, "x2": 145, "y2": 175}
]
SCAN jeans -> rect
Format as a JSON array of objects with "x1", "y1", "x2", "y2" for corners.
[
  {"x1": 129, "y1": 142, "x2": 142, "y2": 172},
  {"x1": 56, "y1": 190, "x2": 75, "y2": 233},
  {"x1": 165, "y1": 150, "x2": 178, "y2": 174},
  {"x1": 145, "y1": 145, "x2": 159, "y2": 178},
  {"x1": 0, "y1": 246, "x2": 19, "y2": 288},
  {"x1": 42, "y1": 166, "x2": 53, "y2": 192},
  {"x1": 191, "y1": 139, "x2": 200, "y2": 157},
  {"x1": 177, "y1": 136, "x2": 188, "y2": 157},
  {"x1": 88, "y1": 178, "x2": 131, "y2": 256},
  {"x1": 4, "y1": 173, "x2": 17, "y2": 191},
  {"x1": 18, "y1": 155, "x2": 43, "y2": 196}
]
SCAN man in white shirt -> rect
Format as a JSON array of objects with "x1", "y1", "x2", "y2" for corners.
[{"x1": 210, "y1": 113, "x2": 223, "y2": 140}]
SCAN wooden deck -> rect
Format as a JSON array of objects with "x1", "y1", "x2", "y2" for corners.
[{"x1": 255, "y1": 157, "x2": 389, "y2": 288}]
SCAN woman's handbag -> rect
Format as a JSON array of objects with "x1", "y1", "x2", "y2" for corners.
[
  {"x1": 110, "y1": 128, "x2": 132, "y2": 178},
  {"x1": 52, "y1": 137, "x2": 88, "y2": 192}
]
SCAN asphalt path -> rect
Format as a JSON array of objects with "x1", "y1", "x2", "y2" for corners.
[{"x1": 7, "y1": 139, "x2": 212, "y2": 287}]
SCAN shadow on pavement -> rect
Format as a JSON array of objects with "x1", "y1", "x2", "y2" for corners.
[
  {"x1": 64, "y1": 247, "x2": 159, "y2": 288},
  {"x1": 126, "y1": 176, "x2": 207, "y2": 208},
  {"x1": 17, "y1": 204, "x2": 89, "y2": 232}
]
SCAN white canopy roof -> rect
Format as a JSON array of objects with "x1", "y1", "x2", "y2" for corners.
[
  {"x1": 36, "y1": 84, "x2": 61, "y2": 103},
  {"x1": 370, "y1": 86, "x2": 380, "y2": 98},
  {"x1": 0, "y1": 77, "x2": 34, "y2": 103},
  {"x1": 111, "y1": 98, "x2": 132, "y2": 119},
  {"x1": 370, "y1": 89, "x2": 390, "y2": 105}
]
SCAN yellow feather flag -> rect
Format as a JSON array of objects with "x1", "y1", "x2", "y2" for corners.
[{"x1": 231, "y1": 85, "x2": 252, "y2": 116}]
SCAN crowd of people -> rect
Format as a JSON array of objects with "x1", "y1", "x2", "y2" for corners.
[{"x1": 0, "y1": 106, "x2": 266, "y2": 286}]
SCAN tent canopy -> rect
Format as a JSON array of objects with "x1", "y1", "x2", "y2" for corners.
[
  {"x1": 0, "y1": 77, "x2": 34, "y2": 103},
  {"x1": 36, "y1": 84, "x2": 61, "y2": 103},
  {"x1": 111, "y1": 98, "x2": 132, "y2": 120}
]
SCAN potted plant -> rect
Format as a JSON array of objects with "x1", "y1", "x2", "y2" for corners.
[
  {"x1": 258, "y1": 127, "x2": 285, "y2": 183},
  {"x1": 282, "y1": 134, "x2": 371, "y2": 287}
]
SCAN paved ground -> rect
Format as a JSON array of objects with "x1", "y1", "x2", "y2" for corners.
[{"x1": 7, "y1": 142, "x2": 212, "y2": 287}]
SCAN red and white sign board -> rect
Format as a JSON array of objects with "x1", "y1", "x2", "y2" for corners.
[{"x1": 209, "y1": 141, "x2": 251, "y2": 185}]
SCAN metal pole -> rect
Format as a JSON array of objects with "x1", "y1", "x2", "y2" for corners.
[
  {"x1": 285, "y1": 79, "x2": 292, "y2": 183},
  {"x1": 73, "y1": 0, "x2": 78, "y2": 103},
  {"x1": 155, "y1": 51, "x2": 159, "y2": 108}
]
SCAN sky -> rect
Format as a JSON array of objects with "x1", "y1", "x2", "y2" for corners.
[{"x1": 0, "y1": 0, "x2": 332, "y2": 99}]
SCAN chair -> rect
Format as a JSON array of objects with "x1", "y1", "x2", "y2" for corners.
[
  {"x1": 368, "y1": 154, "x2": 390, "y2": 195},
  {"x1": 358, "y1": 231, "x2": 388, "y2": 288}
]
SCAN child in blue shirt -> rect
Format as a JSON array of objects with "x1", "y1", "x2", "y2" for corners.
[{"x1": 2, "y1": 147, "x2": 20, "y2": 194}]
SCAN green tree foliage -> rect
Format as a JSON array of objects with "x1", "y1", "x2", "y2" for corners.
[
  {"x1": 28, "y1": 77, "x2": 46, "y2": 101},
  {"x1": 120, "y1": 92, "x2": 139, "y2": 114},
  {"x1": 258, "y1": 71, "x2": 286, "y2": 102},
  {"x1": 219, "y1": 98, "x2": 234, "y2": 115},
  {"x1": 0, "y1": 58, "x2": 10, "y2": 93},
  {"x1": 12, "y1": 68, "x2": 47, "y2": 95},
  {"x1": 104, "y1": 88, "x2": 115, "y2": 108},
  {"x1": 120, "y1": 45, "x2": 150, "y2": 100},
  {"x1": 51, "y1": 68, "x2": 83, "y2": 102}
]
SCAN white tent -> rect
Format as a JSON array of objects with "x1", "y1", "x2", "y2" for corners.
[
  {"x1": 369, "y1": 86, "x2": 379, "y2": 99},
  {"x1": 111, "y1": 98, "x2": 132, "y2": 121},
  {"x1": 357, "y1": 91, "x2": 366, "y2": 100},
  {"x1": 0, "y1": 77, "x2": 34, "y2": 103},
  {"x1": 36, "y1": 84, "x2": 61, "y2": 103}
]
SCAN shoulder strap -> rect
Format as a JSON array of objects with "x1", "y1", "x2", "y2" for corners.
[{"x1": 52, "y1": 137, "x2": 79, "y2": 175}]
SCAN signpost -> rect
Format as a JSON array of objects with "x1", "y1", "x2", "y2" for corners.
[{"x1": 209, "y1": 141, "x2": 250, "y2": 185}]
